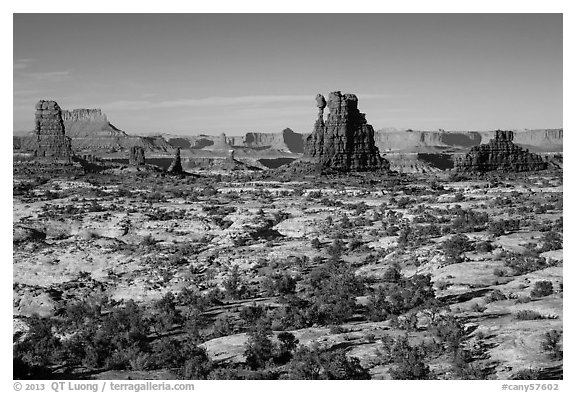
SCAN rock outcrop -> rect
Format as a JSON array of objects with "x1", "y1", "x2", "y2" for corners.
[
  {"x1": 30, "y1": 100, "x2": 73, "y2": 163},
  {"x1": 167, "y1": 148, "x2": 183, "y2": 174},
  {"x1": 17, "y1": 107, "x2": 171, "y2": 154},
  {"x1": 129, "y1": 146, "x2": 146, "y2": 166},
  {"x1": 305, "y1": 91, "x2": 389, "y2": 172},
  {"x1": 455, "y1": 130, "x2": 548, "y2": 172}
]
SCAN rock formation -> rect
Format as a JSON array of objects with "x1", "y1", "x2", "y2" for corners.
[
  {"x1": 129, "y1": 146, "x2": 146, "y2": 166},
  {"x1": 167, "y1": 148, "x2": 183, "y2": 174},
  {"x1": 305, "y1": 91, "x2": 390, "y2": 172},
  {"x1": 30, "y1": 100, "x2": 73, "y2": 163},
  {"x1": 455, "y1": 130, "x2": 548, "y2": 172}
]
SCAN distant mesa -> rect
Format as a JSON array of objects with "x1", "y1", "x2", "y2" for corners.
[
  {"x1": 30, "y1": 100, "x2": 73, "y2": 163},
  {"x1": 455, "y1": 130, "x2": 548, "y2": 172},
  {"x1": 305, "y1": 91, "x2": 390, "y2": 172}
]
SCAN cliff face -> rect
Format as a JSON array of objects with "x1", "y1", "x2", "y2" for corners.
[
  {"x1": 234, "y1": 128, "x2": 305, "y2": 153},
  {"x1": 455, "y1": 130, "x2": 548, "y2": 172},
  {"x1": 375, "y1": 129, "x2": 563, "y2": 154},
  {"x1": 305, "y1": 91, "x2": 390, "y2": 172}
]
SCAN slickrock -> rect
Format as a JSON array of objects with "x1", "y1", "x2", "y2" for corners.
[
  {"x1": 305, "y1": 91, "x2": 390, "y2": 172},
  {"x1": 455, "y1": 130, "x2": 548, "y2": 172},
  {"x1": 129, "y1": 146, "x2": 146, "y2": 166},
  {"x1": 30, "y1": 100, "x2": 73, "y2": 163},
  {"x1": 167, "y1": 148, "x2": 184, "y2": 173}
]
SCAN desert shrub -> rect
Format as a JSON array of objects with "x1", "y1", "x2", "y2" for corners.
[
  {"x1": 13, "y1": 316, "x2": 62, "y2": 370},
  {"x1": 451, "y1": 347, "x2": 489, "y2": 379},
  {"x1": 310, "y1": 237, "x2": 321, "y2": 249},
  {"x1": 286, "y1": 346, "x2": 370, "y2": 380},
  {"x1": 223, "y1": 265, "x2": 248, "y2": 300},
  {"x1": 212, "y1": 314, "x2": 235, "y2": 338},
  {"x1": 488, "y1": 219, "x2": 520, "y2": 237},
  {"x1": 244, "y1": 321, "x2": 274, "y2": 370},
  {"x1": 275, "y1": 332, "x2": 299, "y2": 364},
  {"x1": 367, "y1": 274, "x2": 436, "y2": 321},
  {"x1": 513, "y1": 368, "x2": 542, "y2": 380},
  {"x1": 329, "y1": 325, "x2": 348, "y2": 334},
  {"x1": 382, "y1": 265, "x2": 402, "y2": 283},
  {"x1": 515, "y1": 310, "x2": 543, "y2": 320},
  {"x1": 493, "y1": 267, "x2": 508, "y2": 277},
  {"x1": 540, "y1": 230, "x2": 562, "y2": 252},
  {"x1": 269, "y1": 298, "x2": 310, "y2": 330},
  {"x1": 262, "y1": 272, "x2": 297, "y2": 297},
  {"x1": 305, "y1": 259, "x2": 364, "y2": 325},
  {"x1": 388, "y1": 336, "x2": 431, "y2": 380},
  {"x1": 436, "y1": 280, "x2": 452, "y2": 291},
  {"x1": 450, "y1": 209, "x2": 489, "y2": 233},
  {"x1": 150, "y1": 292, "x2": 182, "y2": 335},
  {"x1": 486, "y1": 289, "x2": 507, "y2": 303},
  {"x1": 430, "y1": 315, "x2": 466, "y2": 353},
  {"x1": 140, "y1": 234, "x2": 156, "y2": 247},
  {"x1": 442, "y1": 234, "x2": 472, "y2": 264},
  {"x1": 531, "y1": 281, "x2": 554, "y2": 298},
  {"x1": 239, "y1": 304, "x2": 266, "y2": 326},
  {"x1": 504, "y1": 253, "x2": 549, "y2": 276},
  {"x1": 541, "y1": 330, "x2": 562, "y2": 360},
  {"x1": 475, "y1": 240, "x2": 493, "y2": 253}
]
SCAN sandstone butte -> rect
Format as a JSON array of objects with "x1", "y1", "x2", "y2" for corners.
[
  {"x1": 455, "y1": 130, "x2": 548, "y2": 172},
  {"x1": 305, "y1": 91, "x2": 390, "y2": 172},
  {"x1": 30, "y1": 100, "x2": 73, "y2": 163}
]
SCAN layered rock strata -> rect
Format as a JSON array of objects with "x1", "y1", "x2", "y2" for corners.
[
  {"x1": 305, "y1": 91, "x2": 389, "y2": 172},
  {"x1": 455, "y1": 130, "x2": 548, "y2": 172},
  {"x1": 31, "y1": 100, "x2": 73, "y2": 163}
]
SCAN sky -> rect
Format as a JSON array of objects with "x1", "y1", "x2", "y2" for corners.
[{"x1": 13, "y1": 13, "x2": 562, "y2": 135}]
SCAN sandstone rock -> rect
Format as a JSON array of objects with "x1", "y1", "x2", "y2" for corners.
[
  {"x1": 30, "y1": 100, "x2": 73, "y2": 163},
  {"x1": 305, "y1": 91, "x2": 390, "y2": 172},
  {"x1": 129, "y1": 146, "x2": 146, "y2": 166},
  {"x1": 167, "y1": 148, "x2": 183, "y2": 174},
  {"x1": 455, "y1": 130, "x2": 548, "y2": 172}
]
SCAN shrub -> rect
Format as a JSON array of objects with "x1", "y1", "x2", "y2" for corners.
[
  {"x1": 475, "y1": 241, "x2": 493, "y2": 253},
  {"x1": 515, "y1": 310, "x2": 543, "y2": 320},
  {"x1": 262, "y1": 272, "x2": 297, "y2": 297},
  {"x1": 486, "y1": 289, "x2": 507, "y2": 303},
  {"x1": 541, "y1": 330, "x2": 562, "y2": 360},
  {"x1": 305, "y1": 259, "x2": 364, "y2": 325},
  {"x1": 286, "y1": 346, "x2": 370, "y2": 380},
  {"x1": 442, "y1": 234, "x2": 472, "y2": 264},
  {"x1": 367, "y1": 274, "x2": 435, "y2": 321},
  {"x1": 540, "y1": 230, "x2": 562, "y2": 252},
  {"x1": 493, "y1": 267, "x2": 508, "y2": 277},
  {"x1": 531, "y1": 281, "x2": 554, "y2": 298},
  {"x1": 223, "y1": 265, "x2": 247, "y2": 300},
  {"x1": 388, "y1": 336, "x2": 430, "y2": 380},
  {"x1": 504, "y1": 253, "x2": 549, "y2": 276}
]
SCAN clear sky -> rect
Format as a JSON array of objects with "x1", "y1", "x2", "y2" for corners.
[{"x1": 13, "y1": 13, "x2": 562, "y2": 135}]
